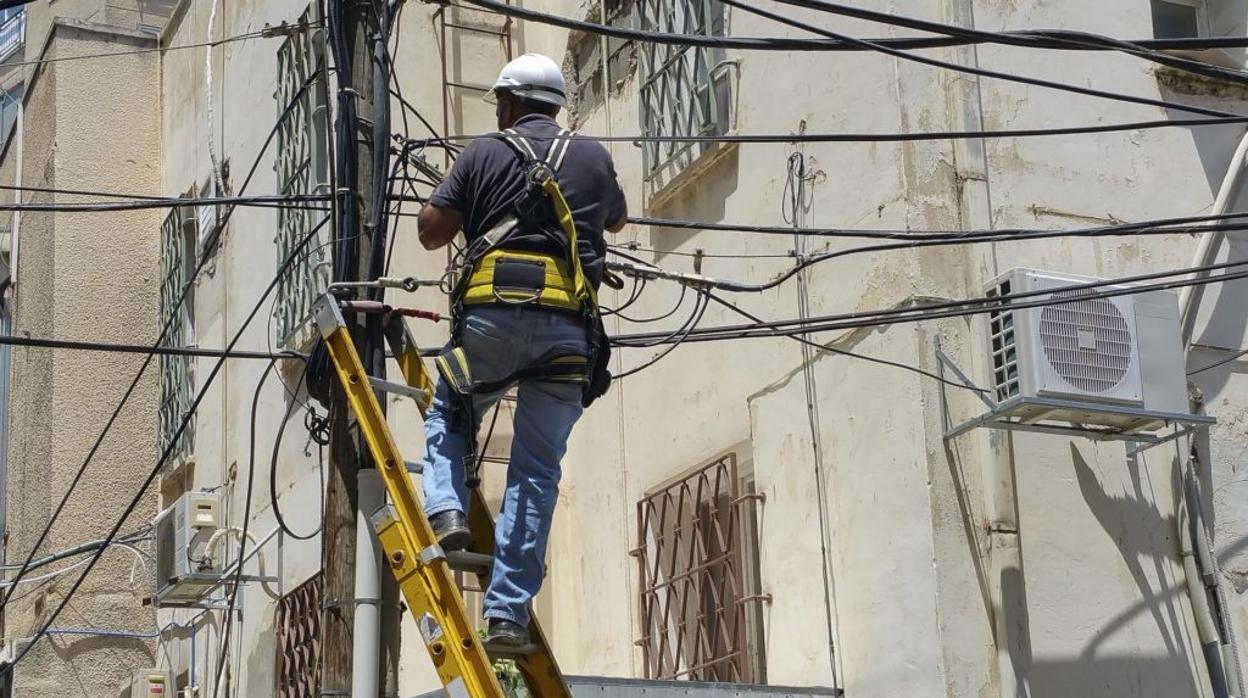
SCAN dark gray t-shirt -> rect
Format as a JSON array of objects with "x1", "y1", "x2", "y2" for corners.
[{"x1": 429, "y1": 114, "x2": 627, "y2": 288}]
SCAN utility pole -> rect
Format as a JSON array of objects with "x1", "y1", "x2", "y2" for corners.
[{"x1": 322, "y1": 0, "x2": 385, "y2": 694}]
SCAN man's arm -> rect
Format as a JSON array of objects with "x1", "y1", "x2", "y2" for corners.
[
  {"x1": 417, "y1": 203, "x2": 464, "y2": 250},
  {"x1": 606, "y1": 200, "x2": 628, "y2": 233}
]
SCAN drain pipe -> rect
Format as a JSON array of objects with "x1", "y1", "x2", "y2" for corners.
[
  {"x1": 1185, "y1": 459, "x2": 1247, "y2": 698},
  {"x1": 1179, "y1": 469, "x2": 1231, "y2": 698},
  {"x1": 352, "y1": 469, "x2": 384, "y2": 697},
  {"x1": 1179, "y1": 130, "x2": 1248, "y2": 346}
]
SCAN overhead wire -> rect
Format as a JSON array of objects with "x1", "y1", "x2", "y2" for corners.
[
  {"x1": 453, "y1": 0, "x2": 1248, "y2": 54},
  {"x1": 762, "y1": 0, "x2": 1248, "y2": 85},
  {"x1": 0, "y1": 214, "x2": 333, "y2": 675},
  {"x1": 615, "y1": 259, "x2": 1248, "y2": 347},
  {"x1": 210, "y1": 358, "x2": 277, "y2": 698},
  {"x1": 0, "y1": 62, "x2": 328, "y2": 613},
  {"x1": 717, "y1": 0, "x2": 1240, "y2": 119},
  {"x1": 407, "y1": 113, "x2": 1248, "y2": 148},
  {"x1": 0, "y1": 23, "x2": 319, "y2": 72}
]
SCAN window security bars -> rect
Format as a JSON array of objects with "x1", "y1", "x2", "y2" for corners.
[
  {"x1": 635, "y1": 454, "x2": 764, "y2": 683},
  {"x1": 637, "y1": 0, "x2": 731, "y2": 182},
  {"x1": 273, "y1": 5, "x2": 330, "y2": 347},
  {"x1": 158, "y1": 204, "x2": 194, "y2": 463},
  {"x1": 276, "y1": 573, "x2": 323, "y2": 698}
]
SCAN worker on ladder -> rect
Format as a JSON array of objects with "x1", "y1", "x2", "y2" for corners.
[{"x1": 415, "y1": 53, "x2": 628, "y2": 647}]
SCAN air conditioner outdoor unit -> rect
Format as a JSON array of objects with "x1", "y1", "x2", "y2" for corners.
[
  {"x1": 119, "y1": 668, "x2": 172, "y2": 698},
  {"x1": 983, "y1": 268, "x2": 1192, "y2": 432},
  {"x1": 154, "y1": 491, "x2": 223, "y2": 605}
]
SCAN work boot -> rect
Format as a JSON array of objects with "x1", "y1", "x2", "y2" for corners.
[
  {"x1": 428, "y1": 510, "x2": 472, "y2": 551},
  {"x1": 485, "y1": 618, "x2": 530, "y2": 647}
]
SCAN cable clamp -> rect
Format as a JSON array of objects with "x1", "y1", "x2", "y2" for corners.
[
  {"x1": 419, "y1": 544, "x2": 446, "y2": 566},
  {"x1": 260, "y1": 20, "x2": 309, "y2": 38}
]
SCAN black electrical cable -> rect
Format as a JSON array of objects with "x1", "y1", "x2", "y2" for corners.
[
  {"x1": 408, "y1": 113, "x2": 1248, "y2": 148},
  {"x1": 615, "y1": 260, "x2": 1248, "y2": 347},
  {"x1": 613, "y1": 283, "x2": 688, "y2": 325},
  {"x1": 720, "y1": 0, "x2": 1236, "y2": 119},
  {"x1": 764, "y1": 0, "x2": 1248, "y2": 85},
  {"x1": 705, "y1": 274, "x2": 983, "y2": 393},
  {"x1": 0, "y1": 64, "x2": 327, "y2": 609},
  {"x1": 0, "y1": 192, "x2": 331, "y2": 213},
  {"x1": 627, "y1": 210, "x2": 1248, "y2": 241},
  {"x1": 715, "y1": 220, "x2": 1248, "y2": 294},
  {"x1": 270, "y1": 364, "x2": 322, "y2": 541},
  {"x1": 0, "y1": 215, "x2": 332, "y2": 675},
  {"x1": 211, "y1": 358, "x2": 278, "y2": 698},
  {"x1": 0, "y1": 335, "x2": 300, "y2": 359},
  {"x1": 613, "y1": 291, "x2": 710, "y2": 380},
  {"x1": 455, "y1": 0, "x2": 1248, "y2": 53},
  {"x1": 606, "y1": 247, "x2": 983, "y2": 392}
]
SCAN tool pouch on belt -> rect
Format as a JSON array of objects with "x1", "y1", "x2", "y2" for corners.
[{"x1": 582, "y1": 315, "x2": 612, "y2": 408}]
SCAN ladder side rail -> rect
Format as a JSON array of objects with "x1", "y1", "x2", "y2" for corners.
[
  {"x1": 385, "y1": 316, "x2": 574, "y2": 698},
  {"x1": 315, "y1": 297, "x2": 505, "y2": 698}
]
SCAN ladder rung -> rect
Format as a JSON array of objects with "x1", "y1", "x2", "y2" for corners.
[
  {"x1": 405, "y1": 460, "x2": 423, "y2": 474},
  {"x1": 446, "y1": 550, "x2": 493, "y2": 575},
  {"x1": 369, "y1": 376, "x2": 431, "y2": 403},
  {"x1": 483, "y1": 641, "x2": 540, "y2": 658}
]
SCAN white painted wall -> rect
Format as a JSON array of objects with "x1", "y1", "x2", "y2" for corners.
[{"x1": 145, "y1": 0, "x2": 1248, "y2": 696}]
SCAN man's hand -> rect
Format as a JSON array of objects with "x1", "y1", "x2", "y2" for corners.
[{"x1": 418, "y1": 203, "x2": 464, "y2": 250}]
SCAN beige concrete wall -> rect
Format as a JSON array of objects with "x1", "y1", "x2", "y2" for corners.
[
  {"x1": 0, "y1": 19, "x2": 163, "y2": 698},
  {"x1": 141, "y1": 0, "x2": 1248, "y2": 697}
]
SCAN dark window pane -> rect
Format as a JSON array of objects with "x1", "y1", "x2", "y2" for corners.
[{"x1": 1151, "y1": 0, "x2": 1200, "y2": 39}]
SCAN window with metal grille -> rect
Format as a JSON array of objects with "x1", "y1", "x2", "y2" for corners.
[
  {"x1": 637, "y1": 0, "x2": 733, "y2": 183},
  {"x1": 276, "y1": 572, "x2": 323, "y2": 698},
  {"x1": 635, "y1": 454, "x2": 766, "y2": 683},
  {"x1": 158, "y1": 202, "x2": 195, "y2": 464},
  {"x1": 273, "y1": 4, "x2": 330, "y2": 348}
]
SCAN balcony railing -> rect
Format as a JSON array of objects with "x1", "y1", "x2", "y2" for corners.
[{"x1": 0, "y1": 11, "x2": 24, "y2": 63}]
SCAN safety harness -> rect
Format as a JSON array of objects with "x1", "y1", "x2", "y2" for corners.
[{"x1": 436, "y1": 127, "x2": 612, "y2": 488}]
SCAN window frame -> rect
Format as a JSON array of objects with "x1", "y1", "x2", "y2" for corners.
[
  {"x1": 636, "y1": 0, "x2": 737, "y2": 185},
  {"x1": 634, "y1": 452, "x2": 767, "y2": 684},
  {"x1": 158, "y1": 197, "x2": 196, "y2": 466},
  {"x1": 272, "y1": 3, "x2": 331, "y2": 349},
  {"x1": 1151, "y1": 0, "x2": 1210, "y2": 39}
]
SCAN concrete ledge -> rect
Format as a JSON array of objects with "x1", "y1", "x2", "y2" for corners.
[{"x1": 413, "y1": 676, "x2": 842, "y2": 698}]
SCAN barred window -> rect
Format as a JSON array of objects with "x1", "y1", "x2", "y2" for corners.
[
  {"x1": 276, "y1": 573, "x2": 323, "y2": 698},
  {"x1": 158, "y1": 202, "x2": 195, "y2": 463},
  {"x1": 638, "y1": 0, "x2": 733, "y2": 183},
  {"x1": 635, "y1": 453, "x2": 766, "y2": 683},
  {"x1": 273, "y1": 4, "x2": 330, "y2": 348}
]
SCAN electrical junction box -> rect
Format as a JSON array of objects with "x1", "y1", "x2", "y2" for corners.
[
  {"x1": 119, "y1": 669, "x2": 172, "y2": 698},
  {"x1": 984, "y1": 268, "x2": 1192, "y2": 432},
  {"x1": 154, "y1": 491, "x2": 223, "y2": 606}
]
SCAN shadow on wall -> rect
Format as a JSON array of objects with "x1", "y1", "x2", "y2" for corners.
[
  {"x1": 1063, "y1": 444, "x2": 1203, "y2": 696},
  {"x1": 48, "y1": 633, "x2": 157, "y2": 694},
  {"x1": 646, "y1": 147, "x2": 740, "y2": 262}
]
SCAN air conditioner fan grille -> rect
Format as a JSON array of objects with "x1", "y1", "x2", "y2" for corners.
[{"x1": 1038, "y1": 289, "x2": 1132, "y2": 393}]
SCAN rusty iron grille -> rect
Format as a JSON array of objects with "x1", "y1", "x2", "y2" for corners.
[
  {"x1": 276, "y1": 572, "x2": 322, "y2": 698},
  {"x1": 273, "y1": 3, "x2": 330, "y2": 347},
  {"x1": 635, "y1": 454, "x2": 761, "y2": 682},
  {"x1": 158, "y1": 201, "x2": 194, "y2": 463}
]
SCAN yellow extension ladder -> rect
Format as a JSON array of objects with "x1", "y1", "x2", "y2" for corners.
[{"x1": 312, "y1": 294, "x2": 571, "y2": 698}]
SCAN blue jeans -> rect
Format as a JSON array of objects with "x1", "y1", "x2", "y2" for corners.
[{"x1": 420, "y1": 306, "x2": 587, "y2": 628}]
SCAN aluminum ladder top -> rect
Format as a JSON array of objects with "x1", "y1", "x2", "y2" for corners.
[{"x1": 313, "y1": 295, "x2": 571, "y2": 698}]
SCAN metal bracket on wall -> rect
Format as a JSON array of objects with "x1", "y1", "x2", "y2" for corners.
[{"x1": 934, "y1": 339, "x2": 1215, "y2": 454}]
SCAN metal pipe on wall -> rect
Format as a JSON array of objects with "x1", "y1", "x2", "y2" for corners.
[
  {"x1": 352, "y1": 469, "x2": 384, "y2": 697},
  {"x1": 1179, "y1": 130, "x2": 1248, "y2": 346}
]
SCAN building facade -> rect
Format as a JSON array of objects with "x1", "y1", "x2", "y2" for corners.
[{"x1": 2, "y1": 0, "x2": 1248, "y2": 696}]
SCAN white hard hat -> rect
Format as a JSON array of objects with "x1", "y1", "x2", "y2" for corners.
[{"x1": 485, "y1": 53, "x2": 566, "y2": 108}]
